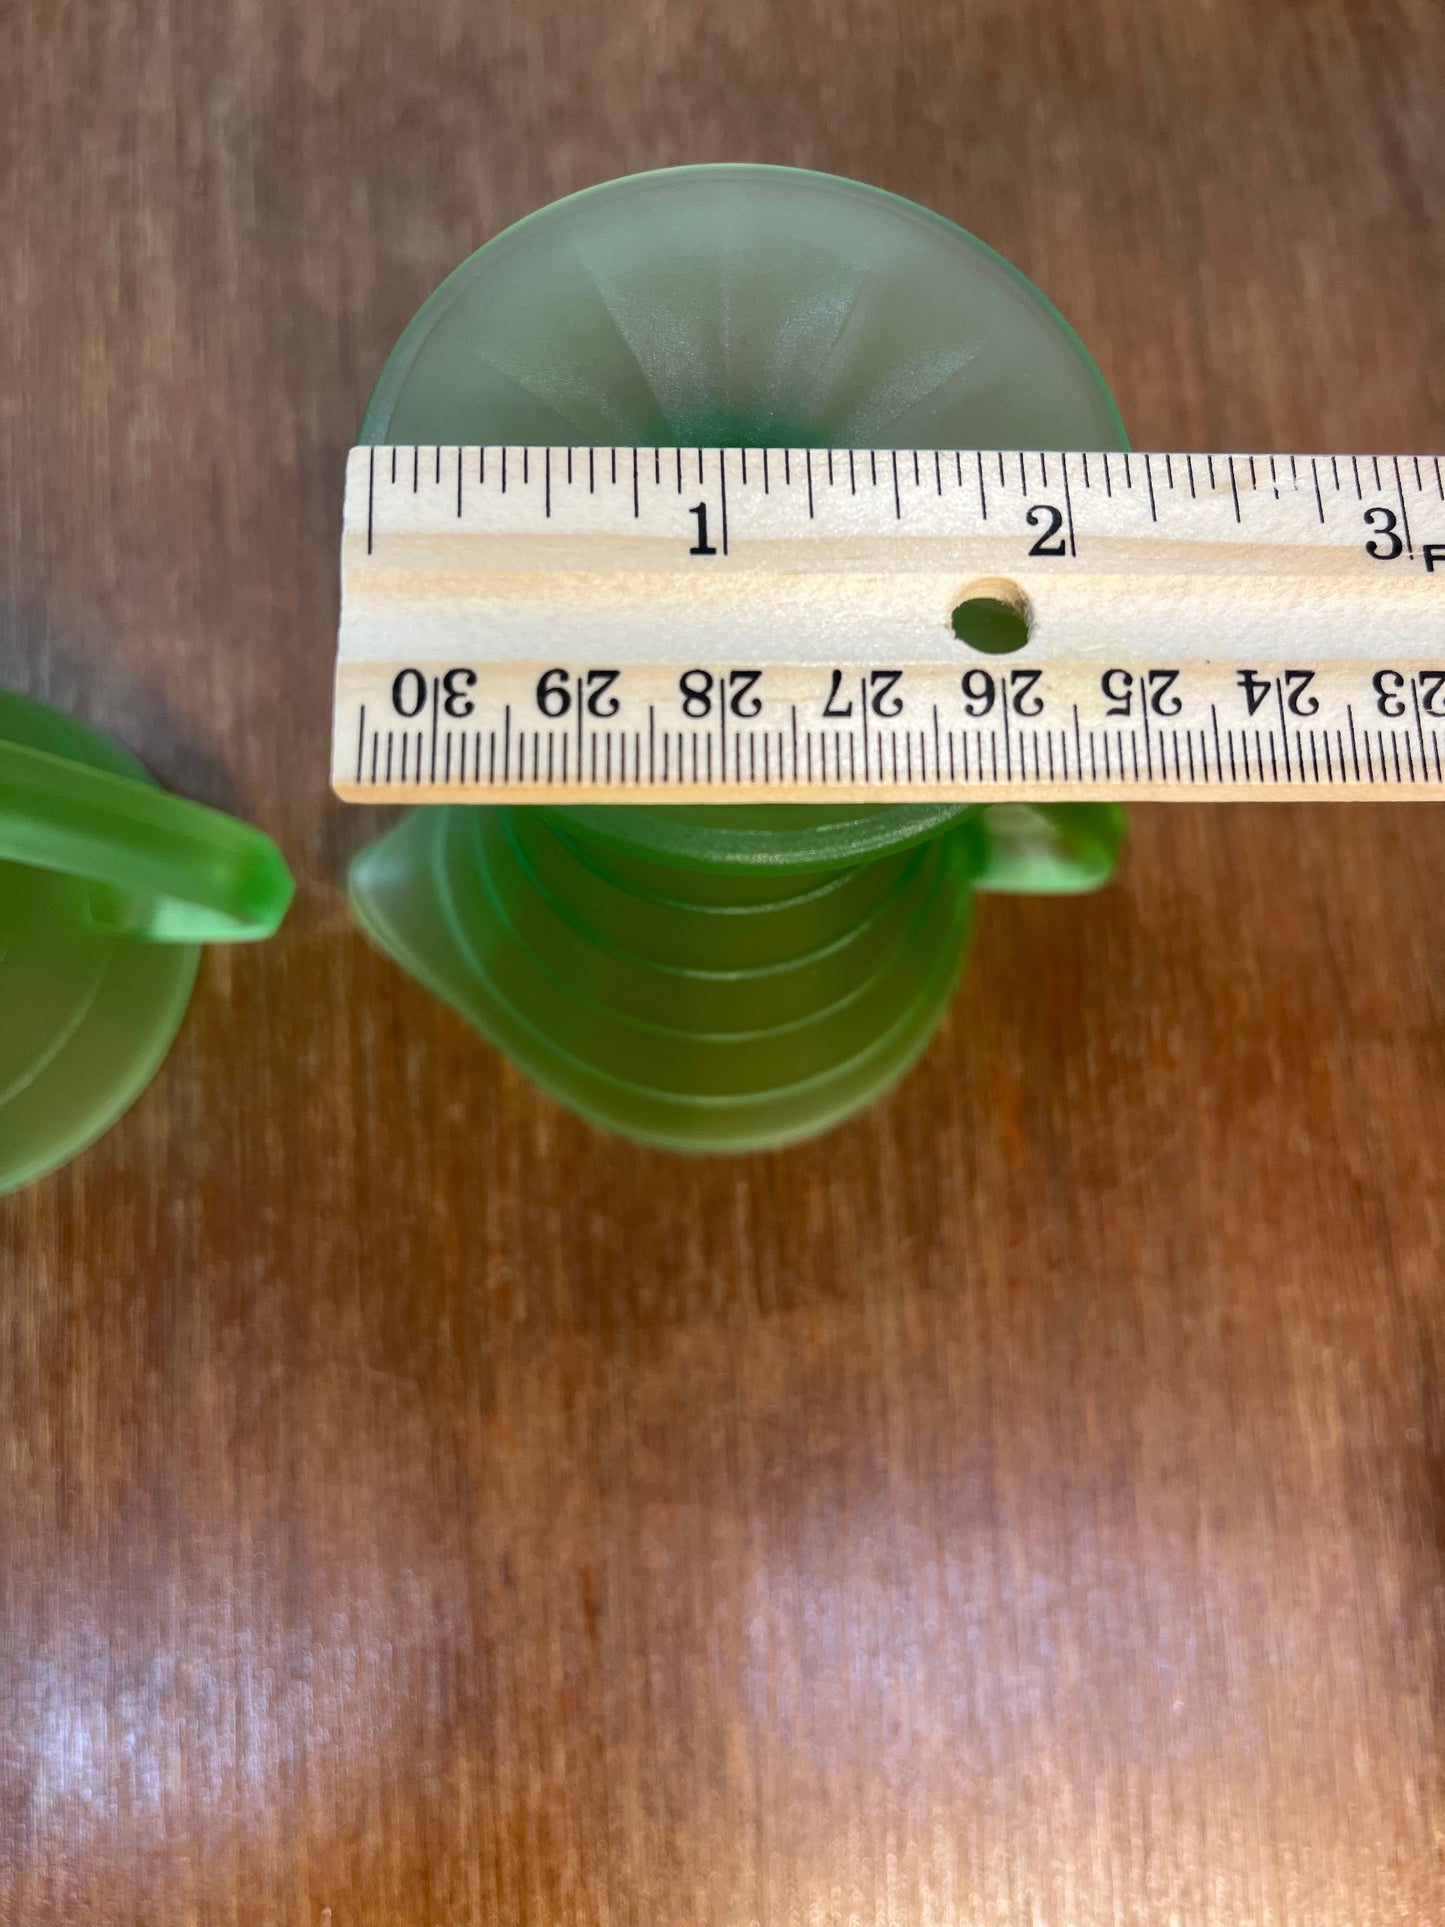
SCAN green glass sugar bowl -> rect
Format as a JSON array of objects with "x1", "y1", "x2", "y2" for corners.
[
  {"x1": 0, "y1": 688, "x2": 293, "y2": 1192},
  {"x1": 348, "y1": 164, "x2": 1128, "y2": 1152}
]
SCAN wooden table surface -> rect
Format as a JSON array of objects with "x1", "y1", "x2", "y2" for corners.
[{"x1": 4, "y1": 2, "x2": 1445, "y2": 1921}]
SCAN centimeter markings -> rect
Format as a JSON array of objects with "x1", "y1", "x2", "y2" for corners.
[{"x1": 333, "y1": 444, "x2": 1445, "y2": 802}]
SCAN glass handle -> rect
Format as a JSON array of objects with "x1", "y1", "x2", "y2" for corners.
[
  {"x1": 970, "y1": 802, "x2": 1125, "y2": 896},
  {"x1": 0, "y1": 738, "x2": 294, "y2": 943}
]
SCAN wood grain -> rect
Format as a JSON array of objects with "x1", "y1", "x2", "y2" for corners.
[{"x1": 2, "y1": 2, "x2": 1445, "y2": 1921}]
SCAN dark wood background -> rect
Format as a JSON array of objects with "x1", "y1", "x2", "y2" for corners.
[{"x1": 3, "y1": 2, "x2": 1444, "y2": 1921}]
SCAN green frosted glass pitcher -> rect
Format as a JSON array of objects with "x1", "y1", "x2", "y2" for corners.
[
  {"x1": 348, "y1": 165, "x2": 1127, "y2": 1152},
  {"x1": 0, "y1": 688, "x2": 293, "y2": 1191}
]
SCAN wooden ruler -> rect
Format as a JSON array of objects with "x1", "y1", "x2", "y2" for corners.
[{"x1": 332, "y1": 445, "x2": 1445, "y2": 802}]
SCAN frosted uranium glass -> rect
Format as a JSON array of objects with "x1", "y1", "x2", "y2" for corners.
[
  {"x1": 349, "y1": 165, "x2": 1127, "y2": 1151},
  {"x1": 0, "y1": 689, "x2": 292, "y2": 1191}
]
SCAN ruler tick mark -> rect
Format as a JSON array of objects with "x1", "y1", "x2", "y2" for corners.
[
  {"x1": 1393, "y1": 455, "x2": 1414, "y2": 556},
  {"x1": 1061, "y1": 452, "x2": 1077, "y2": 555}
]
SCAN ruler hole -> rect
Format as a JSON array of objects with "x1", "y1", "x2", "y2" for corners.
[{"x1": 951, "y1": 578, "x2": 1033, "y2": 655}]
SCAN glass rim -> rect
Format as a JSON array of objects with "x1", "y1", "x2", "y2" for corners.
[{"x1": 360, "y1": 162, "x2": 1127, "y2": 449}]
